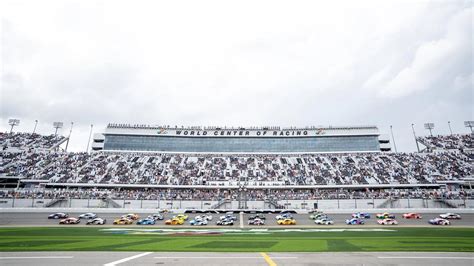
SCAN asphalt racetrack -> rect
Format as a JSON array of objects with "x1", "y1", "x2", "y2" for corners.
[
  {"x1": 1, "y1": 211, "x2": 473, "y2": 227},
  {"x1": 0, "y1": 251, "x2": 473, "y2": 266}
]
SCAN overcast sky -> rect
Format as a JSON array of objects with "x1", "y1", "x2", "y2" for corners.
[{"x1": 1, "y1": 0, "x2": 472, "y2": 152}]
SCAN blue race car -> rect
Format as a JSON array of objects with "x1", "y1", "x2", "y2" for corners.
[
  {"x1": 345, "y1": 218, "x2": 365, "y2": 225},
  {"x1": 136, "y1": 218, "x2": 156, "y2": 225},
  {"x1": 352, "y1": 212, "x2": 370, "y2": 219},
  {"x1": 190, "y1": 219, "x2": 208, "y2": 226}
]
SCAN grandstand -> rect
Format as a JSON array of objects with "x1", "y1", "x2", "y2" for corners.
[{"x1": 0, "y1": 125, "x2": 473, "y2": 209}]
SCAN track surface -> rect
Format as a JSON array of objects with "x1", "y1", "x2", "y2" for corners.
[
  {"x1": 0, "y1": 252, "x2": 473, "y2": 266},
  {"x1": 1, "y1": 212, "x2": 472, "y2": 227}
]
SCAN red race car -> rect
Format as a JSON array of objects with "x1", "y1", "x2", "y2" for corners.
[{"x1": 402, "y1": 213, "x2": 422, "y2": 219}]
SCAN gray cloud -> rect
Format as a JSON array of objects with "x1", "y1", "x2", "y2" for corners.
[{"x1": 1, "y1": 0, "x2": 472, "y2": 152}]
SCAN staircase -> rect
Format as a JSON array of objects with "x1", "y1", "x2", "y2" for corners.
[
  {"x1": 377, "y1": 198, "x2": 398, "y2": 208},
  {"x1": 45, "y1": 198, "x2": 67, "y2": 208},
  {"x1": 103, "y1": 197, "x2": 121, "y2": 208},
  {"x1": 434, "y1": 199, "x2": 458, "y2": 208},
  {"x1": 211, "y1": 199, "x2": 230, "y2": 209}
]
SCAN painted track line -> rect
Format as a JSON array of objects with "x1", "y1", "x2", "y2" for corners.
[
  {"x1": 261, "y1": 252, "x2": 277, "y2": 266},
  {"x1": 0, "y1": 256, "x2": 74, "y2": 259},
  {"x1": 378, "y1": 256, "x2": 474, "y2": 260},
  {"x1": 103, "y1": 252, "x2": 153, "y2": 266}
]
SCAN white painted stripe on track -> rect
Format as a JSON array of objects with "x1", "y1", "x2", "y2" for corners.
[
  {"x1": 153, "y1": 257, "x2": 297, "y2": 259},
  {"x1": 378, "y1": 257, "x2": 474, "y2": 260},
  {"x1": 0, "y1": 256, "x2": 74, "y2": 259},
  {"x1": 103, "y1": 252, "x2": 153, "y2": 266}
]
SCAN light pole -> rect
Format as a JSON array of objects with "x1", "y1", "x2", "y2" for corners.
[
  {"x1": 390, "y1": 125, "x2": 398, "y2": 153},
  {"x1": 65, "y1": 122, "x2": 74, "y2": 151},
  {"x1": 86, "y1": 124, "x2": 93, "y2": 153},
  {"x1": 465, "y1": 121, "x2": 474, "y2": 133},
  {"x1": 447, "y1": 121, "x2": 453, "y2": 135},
  {"x1": 33, "y1": 120, "x2": 38, "y2": 134},
  {"x1": 411, "y1": 124, "x2": 420, "y2": 152},
  {"x1": 8, "y1": 119, "x2": 20, "y2": 133},
  {"x1": 53, "y1": 122, "x2": 63, "y2": 136},
  {"x1": 424, "y1": 123, "x2": 435, "y2": 137}
]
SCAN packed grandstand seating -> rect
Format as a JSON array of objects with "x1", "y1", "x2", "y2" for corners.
[
  {"x1": 0, "y1": 132, "x2": 66, "y2": 152},
  {"x1": 417, "y1": 134, "x2": 473, "y2": 151},
  {"x1": 0, "y1": 187, "x2": 469, "y2": 201},
  {"x1": 0, "y1": 132, "x2": 472, "y2": 187}
]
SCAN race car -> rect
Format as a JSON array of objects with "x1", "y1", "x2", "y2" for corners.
[
  {"x1": 149, "y1": 213, "x2": 164, "y2": 220},
  {"x1": 165, "y1": 218, "x2": 184, "y2": 225},
  {"x1": 137, "y1": 218, "x2": 156, "y2": 225},
  {"x1": 48, "y1": 212, "x2": 68, "y2": 219},
  {"x1": 248, "y1": 214, "x2": 266, "y2": 220},
  {"x1": 403, "y1": 213, "x2": 422, "y2": 219},
  {"x1": 194, "y1": 214, "x2": 213, "y2": 221},
  {"x1": 309, "y1": 213, "x2": 328, "y2": 220},
  {"x1": 314, "y1": 218, "x2": 334, "y2": 225},
  {"x1": 345, "y1": 218, "x2": 365, "y2": 225},
  {"x1": 190, "y1": 219, "x2": 208, "y2": 226},
  {"x1": 276, "y1": 213, "x2": 293, "y2": 220},
  {"x1": 86, "y1": 218, "x2": 106, "y2": 225},
  {"x1": 429, "y1": 218, "x2": 450, "y2": 225},
  {"x1": 277, "y1": 218, "x2": 296, "y2": 225},
  {"x1": 439, "y1": 213, "x2": 461, "y2": 219},
  {"x1": 376, "y1": 212, "x2": 395, "y2": 219},
  {"x1": 173, "y1": 214, "x2": 189, "y2": 221},
  {"x1": 352, "y1": 212, "x2": 371, "y2": 219},
  {"x1": 59, "y1": 217, "x2": 80, "y2": 224},
  {"x1": 78, "y1": 213, "x2": 97, "y2": 219},
  {"x1": 377, "y1": 218, "x2": 398, "y2": 225},
  {"x1": 113, "y1": 218, "x2": 133, "y2": 225},
  {"x1": 219, "y1": 214, "x2": 237, "y2": 221},
  {"x1": 121, "y1": 214, "x2": 139, "y2": 220},
  {"x1": 248, "y1": 218, "x2": 265, "y2": 225},
  {"x1": 216, "y1": 219, "x2": 234, "y2": 226}
]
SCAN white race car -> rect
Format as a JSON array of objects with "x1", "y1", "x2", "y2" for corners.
[
  {"x1": 79, "y1": 213, "x2": 97, "y2": 219},
  {"x1": 314, "y1": 218, "x2": 334, "y2": 225},
  {"x1": 439, "y1": 213, "x2": 461, "y2": 219},
  {"x1": 86, "y1": 217, "x2": 106, "y2": 225}
]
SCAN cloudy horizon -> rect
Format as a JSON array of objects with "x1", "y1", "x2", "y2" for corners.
[{"x1": 1, "y1": 0, "x2": 473, "y2": 152}]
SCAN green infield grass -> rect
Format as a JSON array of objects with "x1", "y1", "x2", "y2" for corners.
[{"x1": 0, "y1": 227, "x2": 473, "y2": 252}]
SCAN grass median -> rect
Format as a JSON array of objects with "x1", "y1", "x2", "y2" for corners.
[{"x1": 0, "y1": 227, "x2": 473, "y2": 252}]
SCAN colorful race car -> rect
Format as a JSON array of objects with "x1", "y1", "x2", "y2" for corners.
[
  {"x1": 194, "y1": 214, "x2": 213, "y2": 221},
  {"x1": 86, "y1": 218, "x2": 106, "y2": 225},
  {"x1": 352, "y1": 212, "x2": 371, "y2": 219},
  {"x1": 48, "y1": 212, "x2": 68, "y2": 219},
  {"x1": 78, "y1": 213, "x2": 97, "y2": 219},
  {"x1": 59, "y1": 217, "x2": 80, "y2": 224},
  {"x1": 314, "y1": 218, "x2": 334, "y2": 225},
  {"x1": 190, "y1": 219, "x2": 208, "y2": 226},
  {"x1": 429, "y1": 218, "x2": 450, "y2": 225},
  {"x1": 439, "y1": 213, "x2": 461, "y2": 219},
  {"x1": 219, "y1": 214, "x2": 237, "y2": 221},
  {"x1": 276, "y1": 213, "x2": 293, "y2": 220},
  {"x1": 165, "y1": 218, "x2": 184, "y2": 225},
  {"x1": 248, "y1": 214, "x2": 266, "y2": 220},
  {"x1": 149, "y1": 214, "x2": 164, "y2": 220},
  {"x1": 216, "y1": 219, "x2": 234, "y2": 226},
  {"x1": 376, "y1": 212, "x2": 395, "y2": 219},
  {"x1": 403, "y1": 213, "x2": 422, "y2": 219},
  {"x1": 173, "y1": 214, "x2": 189, "y2": 221},
  {"x1": 137, "y1": 218, "x2": 156, "y2": 225},
  {"x1": 309, "y1": 213, "x2": 328, "y2": 220},
  {"x1": 277, "y1": 218, "x2": 296, "y2": 225},
  {"x1": 248, "y1": 218, "x2": 265, "y2": 225},
  {"x1": 121, "y1": 214, "x2": 139, "y2": 220},
  {"x1": 113, "y1": 218, "x2": 133, "y2": 225},
  {"x1": 377, "y1": 218, "x2": 398, "y2": 225},
  {"x1": 346, "y1": 218, "x2": 365, "y2": 225}
]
